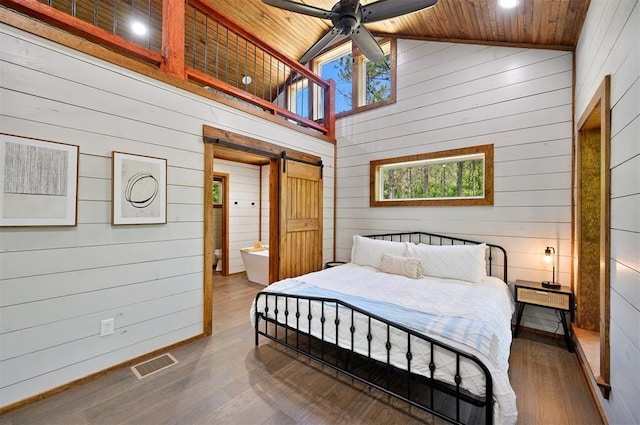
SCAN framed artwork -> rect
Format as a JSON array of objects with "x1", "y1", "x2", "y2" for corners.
[
  {"x1": 112, "y1": 151, "x2": 167, "y2": 225},
  {"x1": 0, "y1": 134, "x2": 79, "y2": 227}
]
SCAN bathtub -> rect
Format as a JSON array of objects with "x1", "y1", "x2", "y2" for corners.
[{"x1": 240, "y1": 247, "x2": 269, "y2": 285}]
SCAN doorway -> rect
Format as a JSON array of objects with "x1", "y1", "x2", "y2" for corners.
[
  {"x1": 575, "y1": 75, "x2": 611, "y2": 398},
  {"x1": 212, "y1": 173, "x2": 228, "y2": 276},
  {"x1": 202, "y1": 125, "x2": 324, "y2": 336}
]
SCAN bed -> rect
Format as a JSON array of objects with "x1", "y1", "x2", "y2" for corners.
[{"x1": 251, "y1": 232, "x2": 517, "y2": 425}]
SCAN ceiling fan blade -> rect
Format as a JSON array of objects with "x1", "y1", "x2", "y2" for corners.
[
  {"x1": 361, "y1": 0, "x2": 438, "y2": 23},
  {"x1": 262, "y1": 0, "x2": 335, "y2": 20},
  {"x1": 299, "y1": 28, "x2": 342, "y2": 64},
  {"x1": 350, "y1": 24, "x2": 385, "y2": 63}
]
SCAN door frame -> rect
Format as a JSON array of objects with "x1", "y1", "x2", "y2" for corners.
[
  {"x1": 202, "y1": 125, "x2": 322, "y2": 336},
  {"x1": 575, "y1": 75, "x2": 611, "y2": 397}
]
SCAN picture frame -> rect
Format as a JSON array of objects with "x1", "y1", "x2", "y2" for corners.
[
  {"x1": 0, "y1": 134, "x2": 79, "y2": 227},
  {"x1": 112, "y1": 151, "x2": 167, "y2": 225}
]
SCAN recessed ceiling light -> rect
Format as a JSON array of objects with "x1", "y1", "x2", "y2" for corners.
[
  {"x1": 241, "y1": 75, "x2": 252, "y2": 85},
  {"x1": 498, "y1": 0, "x2": 518, "y2": 8},
  {"x1": 131, "y1": 21, "x2": 147, "y2": 36}
]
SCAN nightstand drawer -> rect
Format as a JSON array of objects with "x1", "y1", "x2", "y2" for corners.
[{"x1": 516, "y1": 287, "x2": 570, "y2": 310}]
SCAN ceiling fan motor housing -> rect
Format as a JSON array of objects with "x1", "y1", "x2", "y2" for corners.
[{"x1": 331, "y1": 1, "x2": 361, "y2": 35}]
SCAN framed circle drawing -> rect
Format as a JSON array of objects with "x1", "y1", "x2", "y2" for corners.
[{"x1": 112, "y1": 151, "x2": 167, "y2": 225}]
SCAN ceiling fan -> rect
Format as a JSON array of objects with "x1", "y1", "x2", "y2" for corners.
[{"x1": 263, "y1": 0, "x2": 438, "y2": 64}]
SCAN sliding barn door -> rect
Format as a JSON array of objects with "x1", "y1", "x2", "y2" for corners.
[{"x1": 277, "y1": 159, "x2": 323, "y2": 280}]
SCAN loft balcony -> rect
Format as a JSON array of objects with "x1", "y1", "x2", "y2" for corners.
[{"x1": 1, "y1": 0, "x2": 336, "y2": 139}]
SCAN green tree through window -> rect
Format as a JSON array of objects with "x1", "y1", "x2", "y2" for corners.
[
  {"x1": 315, "y1": 40, "x2": 394, "y2": 116},
  {"x1": 381, "y1": 159, "x2": 484, "y2": 200},
  {"x1": 212, "y1": 181, "x2": 222, "y2": 205},
  {"x1": 370, "y1": 144, "x2": 494, "y2": 207}
]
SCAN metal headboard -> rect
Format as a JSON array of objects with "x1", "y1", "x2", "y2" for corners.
[{"x1": 363, "y1": 231, "x2": 508, "y2": 283}]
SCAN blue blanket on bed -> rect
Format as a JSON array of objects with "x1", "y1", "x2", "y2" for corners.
[{"x1": 273, "y1": 280, "x2": 493, "y2": 354}]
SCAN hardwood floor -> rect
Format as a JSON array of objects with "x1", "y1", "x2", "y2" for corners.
[{"x1": 1, "y1": 273, "x2": 603, "y2": 425}]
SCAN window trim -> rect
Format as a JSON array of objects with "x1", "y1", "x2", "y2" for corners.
[
  {"x1": 370, "y1": 144, "x2": 494, "y2": 207},
  {"x1": 313, "y1": 38, "x2": 396, "y2": 118}
]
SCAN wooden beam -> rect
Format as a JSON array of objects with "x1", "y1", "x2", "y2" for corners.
[
  {"x1": 161, "y1": 0, "x2": 185, "y2": 78},
  {"x1": 203, "y1": 125, "x2": 322, "y2": 165},
  {"x1": 325, "y1": 79, "x2": 336, "y2": 140},
  {"x1": 203, "y1": 142, "x2": 214, "y2": 336}
]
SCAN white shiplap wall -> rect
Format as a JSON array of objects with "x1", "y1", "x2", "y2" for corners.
[
  {"x1": 260, "y1": 164, "x2": 270, "y2": 246},
  {"x1": 335, "y1": 41, "x2": 574, "y2": 332},
  {"x1": 0, "y1": 23, "x2": 334, "y2": 408},
  {"x1": 575, "y1": 1, "x2": 639, "y2": 424}
]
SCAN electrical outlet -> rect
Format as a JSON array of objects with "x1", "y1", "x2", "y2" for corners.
[{"x1": 100, "y1": 318, "x2": 114, "y2": 336}]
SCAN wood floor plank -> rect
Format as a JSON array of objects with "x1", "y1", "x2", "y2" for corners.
[{"x1": 0, "y1": 272, "x2": 602, "y2": 425}]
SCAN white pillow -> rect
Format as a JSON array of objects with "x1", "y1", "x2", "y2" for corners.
[
  {"x1": 406, "y1": 242, "x2": 488, "y2": 283},
  {"x1": 378, "y1": 254, "x2": 423, "y2": 279},
  {"x1": 351, "y1": 235, "x2": 407, "y2": 268}
]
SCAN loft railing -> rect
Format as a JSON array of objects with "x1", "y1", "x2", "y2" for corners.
[
  {"x1": 184, "y1": 0, "x2": 334, "y2": 136},
  {"x1": 1, "y1": 0, "x2": 335, "y2": 138}
]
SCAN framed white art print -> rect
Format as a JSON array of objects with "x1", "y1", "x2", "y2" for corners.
[
  {"x1": 112, "y1": 151, "x2": 167, "y2": 225},
  {"x1": 0, "y1": 134, "x2": 79, "y2": 227}
]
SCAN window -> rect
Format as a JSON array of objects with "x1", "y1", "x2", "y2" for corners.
[
  {"x1": 370, "y1": 144, "x2": 494, "y2": 207},
  {"x1": 314, "y1": 39, "x2": 395, "y2": 117},
  {"x1": 287, "y1": 77, "x2": 310, "y2": 117},
  {"x1": 317, "y1": 44, "x2": 353, "y2": 114},
  {"x1": 212, "y1": 180, "x2": 222, "y2": 206},
  {"x1": 359, "y1": 53, "x2": 391, "y2": 108}
]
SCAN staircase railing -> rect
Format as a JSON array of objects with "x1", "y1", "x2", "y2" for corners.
[{"x1": 1, "y1": 0, "x2": 335, "y2": 138}]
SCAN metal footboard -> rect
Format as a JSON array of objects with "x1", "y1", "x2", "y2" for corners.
[
  {"x1": 253, "y1": 231, "x2": 507, "y2": 424},
  {"x1": 254, "y1": 292, "x2": 494, "y2": 425}
]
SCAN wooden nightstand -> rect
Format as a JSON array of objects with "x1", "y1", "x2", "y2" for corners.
[{"x1": 513, "y1": 279, "x2": 574, "y2": 352}]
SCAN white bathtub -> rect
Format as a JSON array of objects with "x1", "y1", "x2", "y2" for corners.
[{"x1": 240, "y1": 248, "x2": 269, "y2": 285}]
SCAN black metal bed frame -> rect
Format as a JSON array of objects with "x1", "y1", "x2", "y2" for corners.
[{"x1": 253, "y1": 232, "x2": 509, "y2": 425}]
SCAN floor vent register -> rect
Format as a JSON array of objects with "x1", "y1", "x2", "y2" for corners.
[{"x1": 130, "y1": 353, "x2": 179, "y2": 379}]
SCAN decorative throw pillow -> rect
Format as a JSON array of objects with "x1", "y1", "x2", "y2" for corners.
[
  {"x1": 406, "y1": 242, "x2": 487, "y2": 283},
  {"x1": 378, "y1": 254, "x2": 424, "y2": 279},
  {"x1": 350, "y1": 235, "x2": 407, "y2": 268}
]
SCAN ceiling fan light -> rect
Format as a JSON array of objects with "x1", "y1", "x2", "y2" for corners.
[{"x1": 498, "y1": 0, "x2": 518, "y2": 8}]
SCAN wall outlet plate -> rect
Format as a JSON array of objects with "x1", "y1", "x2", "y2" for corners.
[{"x1": 100, "y1": 318, "x2": 114, "y2": 336}]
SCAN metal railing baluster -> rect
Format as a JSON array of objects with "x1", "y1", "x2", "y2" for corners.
[
  {"x1": 253, "y1": 46, "x2": 257, "y2": 97},
  {"x1": 112, "y1": 0, "x2": 116, "y2": 35},
  {"x1": 203, "y1": 15, "x2": 209, "y2": 74},
  {"x1": 224, "y1": 27, "x2": 229, "y2": 84},
  {"x1": 146, "y1": 0, "x2": 150, "y2": 49},
  {"x1": 214, "y1": 21, "x2": 219, "y2": 80},
  {"x1": 191, "y1": 10, "x2": 197, "y2": 68}
]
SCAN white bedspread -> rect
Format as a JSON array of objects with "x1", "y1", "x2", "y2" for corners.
[{"x1": 251, "y1": 263, "x2": 517, "y2": 424}]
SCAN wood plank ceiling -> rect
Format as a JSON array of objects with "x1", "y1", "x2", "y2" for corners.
[{"x1": 209, "y1": 0, "x2": 591, "y2": 63}]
